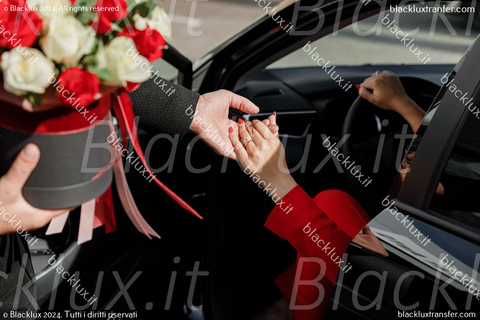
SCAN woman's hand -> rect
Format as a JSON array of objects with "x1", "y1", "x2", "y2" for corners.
[
  {"x1": 0, "y1": 144, "x2": 70, "y2": 235},
  {"x1": 359, "y1": 71, "x2": 425, "y2": 131},
  {"x1": 228, "y1": 114, "x2": 297, "y2": 202},
  {"x1": 352, "y1": 226, "x2": 389, "y2": 257}
]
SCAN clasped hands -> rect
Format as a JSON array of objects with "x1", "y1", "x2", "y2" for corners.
[
  {"x1": 228, "y1": 114, "x2": 388, "y2": 257},
  {"x1": 228, "y1": 113, "x2": 298, "y2": 201}
]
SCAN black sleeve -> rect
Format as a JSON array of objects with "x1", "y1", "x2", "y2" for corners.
[{"x1": 128, "y1": 77, "x2": 200, "y2": 140}]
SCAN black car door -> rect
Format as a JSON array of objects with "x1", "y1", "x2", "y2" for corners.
[
  {"x1": 193, "y1": 1, "x2": 480, "y2": 319},
  {"x1": 327, "y1": 36, "x2": 480, "y2": 319}
]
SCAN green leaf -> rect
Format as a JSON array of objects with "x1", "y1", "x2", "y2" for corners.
[
  {"x1": 126, "y1": 0, "x2": 137, "y2": 7},
  {"x1": 146, "y1": 2, "x2": 156, "y2": 18},
  {"x1": 25, "y1": 93, "x2": 36, "y2": 106},
  {"x1": 72, "y1": 0, "x2": 98, "y2": 25},
  {"x1": 91, "y1": 68, "x2": 115, "y2": 81},
  {"x1": 61, "y1": 63, "x2": 79, "y2": 72},
  {"x1": 25, "y1": 93, "x2": 45, "y2": 111},
  {"x1": 77, "y1": 0, "x2": 97, "y2": 8},
  {"x1": 108, "y1": 33, "x2": 116, "y2": 42},
  {"x1": 76, "y1": 11, "x2": 97, "y2": 25},
  {"x1": 81, "y1": 54, "x2": 98, "y2": 68},
  {"x1": 89, "y1": 39, "x2": 101, "y2": 56},
  {"x1": 136, "y1": 2, "x2": 155, "y2": 18}
]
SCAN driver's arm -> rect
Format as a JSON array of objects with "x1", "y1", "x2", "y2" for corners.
[{"x1": 358, "y1": 71, "x2": 426, "y2": 132}]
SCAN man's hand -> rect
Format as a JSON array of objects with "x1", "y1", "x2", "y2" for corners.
[
  {"x1": 0, "y1": 144, "x2": 69, "y2": 235},
  {"x1": 189, "y1": 90, "x2": 260, "y2": 159}
]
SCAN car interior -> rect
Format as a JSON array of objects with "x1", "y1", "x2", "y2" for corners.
[{"x1": 29, "y1": 1, "x2": 480, "y2": 320}]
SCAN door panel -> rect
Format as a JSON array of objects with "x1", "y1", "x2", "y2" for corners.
[{"x1": 332, "y1": 205, "x2": 480, "y2": 318}]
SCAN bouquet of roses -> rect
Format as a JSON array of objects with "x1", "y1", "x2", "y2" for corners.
[
  {"x1": 0, "y1": 0, "x2": 171, "y2": 111},
  {"x1": 0, "y1": 0, "x2": 198, "y2": 243}
]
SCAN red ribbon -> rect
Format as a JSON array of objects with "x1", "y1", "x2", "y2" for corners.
[
  {"x1": 94, "y1": 186, "x2": 116, "y2": 233},
  {"x1": 112, "y1": 90, "x2": 203, "y2": 220}
]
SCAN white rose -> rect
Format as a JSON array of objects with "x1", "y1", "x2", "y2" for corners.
[
  {"x1": 1, "y1": 48, "x2": 55, "y2": 96},
  {"x1": 133, "y1": 7, "x2": 172, "y2": 40},
  {"x1": 40, "y1": 16, "x2": 96, "y2": 64},
  {"x1": 96, "y1": 37, "x2": 151, "y2": 86},
  {"x1": 27, "y1": 0, "x2": 72, "y2": 20}
]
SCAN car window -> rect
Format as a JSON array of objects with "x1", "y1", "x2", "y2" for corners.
[
  {"x1": 397, "y1": 48, "x2": 480, "y2": 233},
  {"x1": 166, "y1": 0, "x2": 266, "y2": 61},
  {"x1": 428, "y1": 110, "x2": 480, "y2": 231},
  {"x1": 154, "y1": 58, "x2": 181, "y2": 83},
  {"x1": 267, "y1": 1, "x2": 477, "y2": 69}
]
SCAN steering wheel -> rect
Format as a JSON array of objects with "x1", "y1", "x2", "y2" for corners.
[{"x1": 340, "y1": 77, "x2": 440, "y2": 211}]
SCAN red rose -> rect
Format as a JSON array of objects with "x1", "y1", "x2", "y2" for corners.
[
  {"x1": 57, "y1": 68, "x2": 100, "y2": 108},
  {"x1": 91, "y1": 0, "x2": 128, "y2": 34},
  {"x1": 0, "y1": 0, "x2": 43, "y2": 48},
  {"x1": 118, "y1": 27, "x2": 166, "y2": 62}
]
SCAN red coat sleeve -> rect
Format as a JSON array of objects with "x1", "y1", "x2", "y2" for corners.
[
  {"x1": 265, "y1": 185, "x2": 370, "y2": 283},
  {"x1": 265, "y1": 186, "x2": 371, "y2": 320}
]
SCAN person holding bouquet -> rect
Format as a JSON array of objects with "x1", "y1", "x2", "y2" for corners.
[
  {"x1": 0, "y1": 0, "x2": 260, "y2": 232},
  {"x1": 0, "y1": 0, "x2": 261, "y2": 316}
]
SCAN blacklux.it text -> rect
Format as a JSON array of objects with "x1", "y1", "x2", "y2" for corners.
[
  {"x1": 185, "y1": 105, "x2": 235, "y2": 156},
  {"x1": 2, "y1": 254, "x2": 208, "y2": 312},
  {"x1": 0, "y1": 19, "x2": 39, "y2": 65},
  {"x1": 441, "y1": 73, "x2": 480, "y2": 120},
  {"x1": 303, "y1": 222, "x2": 353, "y2": 273},
  {"x1": 382, "y1": 196, "x2": 431, "y2": 247},
  {"x1": 254, "y1": 0, "x2": 294, "y2": 34},
  {"x1": 0, "y1": 201, "x2": 39, "y2": 247},
  {"x1": 107, "y1": 132, "x2": 157, "y2": 183},
  {"x1": 48, "y1": 73, "x2": 98, "y2": 124},
  {"x1": 381, "y1": 14, "x2": 432, "y2": 65},
  {"x1": 323, "y1": 136, "x2": 373, "y2": 187},
  {"x1": 243, "y1": 163, "x2": 294, "y2": 214},
  {"x1": 303, "y1": 41, "x2": 353, "y2": 92},
  {"x1": 48, "y1": 256, "x2": 98, "y2": 306},
  {"x1": 126, "y1": 46, "x2": 176, "y2": 97},
  {"x1": 441, "y1": 254, "x2": 480, "y2": 300}
]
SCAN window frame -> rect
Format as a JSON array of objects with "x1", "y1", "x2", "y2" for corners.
[{"x1": 396, "y1": 36, "x2": 480, "y2": 245}]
